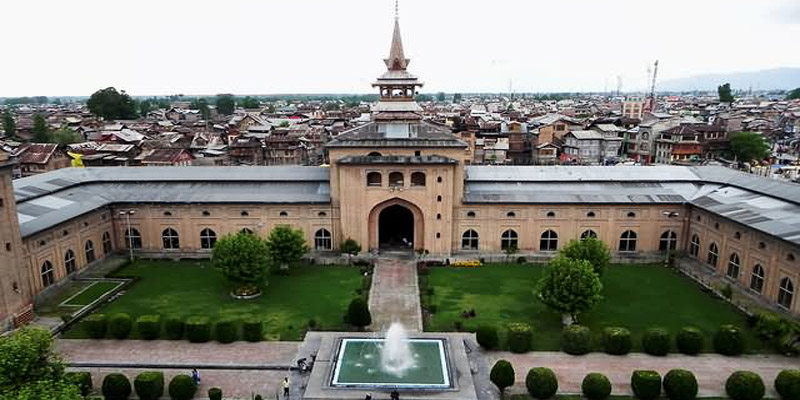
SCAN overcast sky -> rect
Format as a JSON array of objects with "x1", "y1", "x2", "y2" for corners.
[{"x1": 2, "y1": 0, "x2": 799, "y2": 97}]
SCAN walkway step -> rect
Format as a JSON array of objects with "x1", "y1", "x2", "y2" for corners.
[{"x1": 368, "y1": 258, "x2": 423, "y2": 332}]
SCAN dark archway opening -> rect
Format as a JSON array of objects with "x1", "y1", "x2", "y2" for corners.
[{"x1": 379, "y1": 204, "x2": 414, "y2": 250}]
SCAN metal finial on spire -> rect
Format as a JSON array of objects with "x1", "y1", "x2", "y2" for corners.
[{"x1": 394, "y1": 0, "x2": 399, "y2": 19}]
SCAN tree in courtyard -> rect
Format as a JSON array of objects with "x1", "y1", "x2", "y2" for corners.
[
  {"x1": 32, "y1": 114, "x2": 49, "y2": 143},
  {"x1": 265, "y1": 225, "x2": 309, "y2": 271},
  {"x1": 216, "y1": 95, "x2": 235, "y2": 115},
  {"x1": 787, "y1": 88, "x2": 800, "y2": 100},
  {"x1": 537, "y1": 256, "x2": 603, "y2": 323},
  {"x1": 87, "y1": 87, "x2": 139, "y2": 120},
  {"x1": 2, "y1": 110, "x2": 16, "y2": 138},
  {"x1": 0, "y1": 326, "x2": 82, "y2": 400},
  {"x1": 490, "y1": 359, "x2": 515, "y2": 399},
  {"x1": 340, "y1": 238, "x2": 361, "y2": 265},
  {"x1": 212, "y1": 232, "x2": 271, "y2": 290},
  {"x1": 718, "y1": 83, "x2": 734, "y2": 103},
  {"x1": 504, "y1": 244, "x2": 519, "y2": 263},
  {"x1": 560, "y1": 237, "x2": 611, "y2": 277},
  {"x1": 730, "y1": 131, "x2": 770, "y2": 163},
  {"x1": 347, "y1": 297, "x2": 372, "y2": 330}
]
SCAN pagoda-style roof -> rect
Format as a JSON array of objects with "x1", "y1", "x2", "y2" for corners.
[
  {"x1": 326, "y1": 121, "x2": 467, "y2": 148},
  {"x1": 337, "y1": 155, "x2": 458, "y2": 165}
]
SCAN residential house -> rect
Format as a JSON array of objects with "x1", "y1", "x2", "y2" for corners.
[
  {"x1": 655, "y1": 125, "x2": 703, "y2": 164},
  {"x1": 561, "y1": 130, "x2": 605, "y2": 164},
  {"x1": 228, "y1": 136, "x2": 264, "y2": 165},
  {"x1": 529, "y1": 114, "x2": 582, "y2": 144},
  {"x1": 14, "y1": 143, "x2": 70, "y2": 176},
  {"x1": 533, "y1": 142, "x2": 559, "y2": 164},
  {"x1": 137, "y1": 148, "x2": 195, "y2": 166}
]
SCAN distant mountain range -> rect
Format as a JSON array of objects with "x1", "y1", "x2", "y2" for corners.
[{"x1": 658, "y1": 68, "x2": 800, "y2": 92}]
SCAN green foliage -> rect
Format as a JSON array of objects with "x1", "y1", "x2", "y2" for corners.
[
  {"x1": 718, "y1": 83, "x2": 735, "y2": 103},
  {"x1": 754, "y1": 313, "x2": 800, "y2": 354},
  {"x1": 87, "y1": 87, "x2": 138, "y2": 120},
  {"x1": 436, "y1": 92, "x2": 446, "y2": 101},
  {"x1": 3, "y1": 110, "x2": 16, "y2": 138},
  {"x1": 537, "y1": 256, "x2": 603, "y2": 319},
  {"x1": 11, "y1": 379, "x2": 82, "y2": 400},
  {"x1": 730, "y1": 132, "x2": 770, "y2": 163},
  {"x1": 490, "y1": 359, "x2": 515, "y2": 397},
  {"x1": 136, "y1": 315, "x2": 161, "y2": 340},
  {"x1": 49, "y1": 128, "x2": 84, "y2": 146},
  {"x1": 3, "y1": 96, "x2": 48, "y2": 105},
  {"x1": 676, "y1": 327, "x2": 704, "y2": 355},
  {"x1": 108, "y1": 313, "x2": 133, "y2": 339},
  {"x1": 787, "y1": 88, "x2": 800, "y2": 100},
  {"x1": 32, "y1": 114, "x2": 49, "y2": 142},
  {"x1": 714, "y1": 324, "x2": 745, "y2": 356},
  {"x1": 582, "y1": 373, "x2": 612, "y2": 400},
  {"x1": 560, "y1": 237, "x2": 611, "y2": 276},
  {"x1": 631, "y1": 370, "x2": 662, "y2": 400},
  {"x1": 64, "y1": 371, "x2": 93, "y2": 396},
  {"x1": 266, "y1": 226, "x2": 309, "y2": 270},
  {"x1": 185, "y1": 316, "x2": 212, "y2": 343},
  {"x1": 0, "y1": 327, "x2": 71, "y2": 398},
  {"x1": 134, "y1": 371, "x2": 165, "y2": 400},
  {"x1": 240, "y1": 96, "x2": 260, "y2": 109},
  {"x1": 561, "y1": 324, "x2": 593, "y2": 355},
  {"x1": 775, "y1": 370, "x2": 800, "y2": 400},
  {"x1": 242, "y1": 316, "x2": 264, "y2": 342},
  {"x1": 168, "y1": 375, "x2": 196, "y2": 400},
  {"x1": 347, "y1": 297, "x2": 372, "y2": 329},
  {"x1": 525, "y1": 367, "x2": 558, "y2": 399},
  {"x1": 476, "y1": 325, "x2": 500, "y2": 350},
  {"x1": 212, "y1": 232, "x2": 270, "y2": 286},
  {"x1": 85, "y1": 314, "x2": 108, "y2": 339},
  {"x1": 725, "y1": 371, "x2": 765, "y2": 400},
  {"x1": 340, "y1": 238, "x2": 361, "y2": 256},
  {"x1": 453, "y1": 93, "x2": 463, "y2": 103},
  {"x1": 215, "y1": 319, "x2": 238, "y2": 343},
  {"x1": 216, "y1": 95, "x2": 235, "y2": 115},
  {"x1": 164, "y1": 316, "x2": 184, "y2": 340},
  {"x1": 507, "y1": 322, "x2": 533, "y2": 353},
  {"x1": 721, "y1": 284, "x2": 733, "y2": 300},
  {"x1": 602, "y1": 326, "x2": 632, "y2": 355},
  {"x1": 663, "y1": 369, "x2": 698, "y2": 400},
  {"x1": 642, "y1": 327, "x2": 670, "y2": 356},
  {"x1": 102, "y1": 373, "x2": 132, "y2": 400},
  {"x1": 208, "y1": 387, "x2": 223, "y2": 400},
  {"x1": 189, "y1": 98, "x2": 211, "y2": 120}
]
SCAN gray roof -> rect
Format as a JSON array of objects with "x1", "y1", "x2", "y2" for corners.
[
  {"x1": 338, "y1": 155, "x2": 458, "y2": 165},
  {"x1": 326, "y1": 121, "x2": 466, "y2": 148}
]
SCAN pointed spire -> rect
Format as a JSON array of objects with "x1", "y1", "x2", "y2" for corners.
[{"x1": 384, "y1": 0, "x2": 410, "y2": 71}]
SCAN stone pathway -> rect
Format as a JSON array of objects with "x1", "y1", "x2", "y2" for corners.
[{"x1": 368, "y1": 258, "x2": 422, "y2": 332}]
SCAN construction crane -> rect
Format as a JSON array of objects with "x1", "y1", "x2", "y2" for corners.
[{"x1": 644, "y1": 60, "x2": 659, "y2": 112}]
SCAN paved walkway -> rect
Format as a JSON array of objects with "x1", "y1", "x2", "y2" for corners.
[{"x1": 368, "y1": 258, "x2": 423, "y2": 332}]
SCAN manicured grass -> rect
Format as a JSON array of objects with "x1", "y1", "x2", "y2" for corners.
[
  {"x1": 424, "y1": 264, "x2": 768, "y2": 353},
  {"x1": 62, "y1": 281, "x2": 121, "y2": 306},
  {"x1": 63, "y1": 260, "x2": 362, "y2": 340}
]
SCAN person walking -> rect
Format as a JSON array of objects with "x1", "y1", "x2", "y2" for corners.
[
  {"x1": 191, "y1": 369, "x2": 200, "y2": 385},
  {"x1": 282, "y1": 376, "x2": 290, "y2": 398}
]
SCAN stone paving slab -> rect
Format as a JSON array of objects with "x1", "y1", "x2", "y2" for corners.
[{"x1": 368, "y1": 258, "x2": 423, "y2": 332}]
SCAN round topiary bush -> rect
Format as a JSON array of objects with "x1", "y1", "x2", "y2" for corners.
[
  {"x1": 676, "y1": 327, "x2": 704, "y2": 355},
  {"x1": 642, "y1": 328, "x2": 670, "y2": 356},
  {"x1": 476, "y1": 325, "x2": 499, "y2": 350},
  {"x1": 507, "y1": 322, "x2": 533, "y2": 353},
  {"x1": 185, "y1": 316, "x2": 212, "y2": 343},
  {"x1": 714, "y1": 324, "x2": 745, "y2": 356},
  {"x1": 108, "y1": 313, "x2": 133, "y2": 339},
  {"x1": 208, "y1": 387, "x2": 223, "y2": 400},
  {"x1": 663, "y1": 369, "x2": 698, "y2": 400},
  {"x1": 602, "y1": 327, "x2": 632, "y2": 355},
  {"x1": 562, "y1": 325, "x2": 593, "y2": 355},
  {"x1": 242, "y1": 317, "x2": 263, "y2": 342},
  {"x1": 526, "y1": 367, "x2": 558, "y2": 399},
  {"x1": 490, "y1": 359, "x2": 515, "y2": 396},
  {"x1": 582, "y1": 373, "x2": 612, "y2": 400},
  {"x1": 65, "y1": 371, "x2": 93, "y2": 397},
  {"x1": 102, "y1": 373, "x2": 132, "y2": 400},
  {"x1": 85, "y1": 313, "x2": 108, "y2": 339},
  {"x1": 134, "y1": 371, "x2": 164, "y2": 400},
  {"x1": 631, "y1": 370, "x2": 662, "y2": 400},
  {"x1": 775, "y1": 369, "x2": 800, "y2": 400},
  {"x1": 136, "y1": 315, "x2": 161, "y2": 340},
  {"x1": 215, "y1": 319, "x2": 238, "y2": 343},
  {"x1": 164, "y1": 316, "x2": 184, "y2": 340},
  {"x1": 725, "y1": 371, "x2": 765, "y2": 400},
  {"x1": 168, "y1": 374, "x2": 197, "y2": 400}
]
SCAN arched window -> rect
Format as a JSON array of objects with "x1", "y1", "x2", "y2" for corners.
[
  {"x1": 389, "y1": 172, "x2": 404, "y2": 187},
  {"x1": 85, "y1": 240, "x2": 95, "y2": 264},
  {"x1": 466, "y1": 211, "x2": 476, "y2": 218},
  {"x1": 200, "y1": 228, "x2": 217, "y2": 249},
  {"x1": 279, "y1": 211, "x2": 288, "y2": 217},
  {"x1": 689, "y1": 234, "x2": 700, "y2": 257},
  {"x1": 501, "y1": 229, "x2": 518, "y2": 251},
  {"x1": 546, "y1": 211, "x2": 556, "y2": 218},
  {"x1": 789, "y1": 253, "x2": 797, "y2": 262},
  {"x1": 659, "y1": 230, "x2": 677, "y2": 251},
  {"x1": 734, "y1": 231, "x2": 741, "y2": 240},
  {"x1": 437, "y1": 176, "x2": 443, "y2": 183},
  {"x1": 241, "y1": 211, "x2": 249, "y2": 217},
  {"x1": 314, "y1": 229, "x2": 332, "y2": 250},
  {"x1": 707, "y1": 242, "x2": 719, "y2": 267},
  {"x1": 627, "y1": 212, "x2": 637, "y2": 218},
  {"x1": 778, "y1": 277, "x2": 794, "y2": 309},
  {"x1": 619, "y1": 230, "x2": 637, "y2": 252},
  {"x1": 437, "y1": 195, "x2": 442, "y2": 202},
  {"x1": 461, "y1": 229, "x2": 479, "y2": 250},
  {"x1": 436, "y1": 213, "x2": 441, "y2": 220},
  {"x1": 411, "y1": 172, "x2": 426, "y2": 187},
  {"x1": 41, "y1": 261, "x2": 54, "y2": 288},
  {"x1": 540, "y1": 230, "x2": 558, "y2": 251},
  {"x1": 586, "y1": 211, "x2": 596, "y2": 218},
  {"x1": 163, "y1": 211, "x2": 172, "y2": 217},
  {"x1": 202, "y1": 210, "x2": 211, "y2": 216},
  {"x1": 318, "y1": 211, "x2": 327, "y2": 217},
  {"x1": 727, "y1": 253, "x2": 740, "y2": 279},
  {"x1": 241, "y1": 228, "x2": 254, "y2": 235},
  {"x1": 506, "y1": 211, "x2": 516, "y2": 218},
  {"x1": 125, "y1": 228, "x2": 142, "y2": 249},
  {"x1": 750, "y1": 264, "x2": 765, "y2": 294},
  {"x1": 758, "y1": 242, "x2": 766, "y2": 250},
  {"x1": 162, "y1": 228, "x2": 180, "y2": 250},
  {"x1": 65, "y1": 249, "x2": 76, "y2": 274},
  {"x1": 714, "y1": 222, "x2": 720, "y2": 230},
  {"x1": 102, "y1": 232, "x2": 112, "y2": 255},
  {"x1": 580, "y1": 230, "x2": 597, "y2": 240},
  {"x1": 367, "y1": 172, "x2": 382, "y2": 187},
  {"x1": 367, "y1": 152, "x2": 382, "y2": 157}
]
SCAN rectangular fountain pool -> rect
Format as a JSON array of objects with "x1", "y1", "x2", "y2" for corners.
[{"x1": 331, "y1": 338, "x2": 451, "y2": 389}]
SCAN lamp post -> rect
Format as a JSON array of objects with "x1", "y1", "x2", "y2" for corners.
[
  {"x1": 662, "y1": 211, "x2": 680, "y2": 267},
  {"x1": 120, "y1": 210, "x2": 136, "y2": 261}
]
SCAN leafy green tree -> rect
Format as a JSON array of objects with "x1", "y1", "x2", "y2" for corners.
[
  {"x1": 718, "y1": 83, "x2": 734, "y2": 103},
  {"x1": 323, "y1": 102, "x2": 340, "y2": 111},
  {"x1": 216, "y1": 95, "x2": 235, "y2": 115},
  {"x1": 437, "y1": 92, "x2": 446, "y2": 102},
  {"x1": 786, "y1": 88, "x2": 800, "y2": 100},
  {"x1": 560, "y1": 237, "x2": 611, "y2": 276},
  {"x1": 32, "y1": 114, "x2": 49, "y2": 142},
  {"x1": 730, "y1": 132, "x2": 770, "y2": 163},
  {"x1": 347, "y1": 297, "x2": 372, "y2": 329},
  {"x1": 537, "y1": 256, "x2": 603, "y2": 322},
  {"x1": 49, "y1": 128, "x2": 83, "y2": 146},
  {"x1": 490, "y1": 359, "x2": 515, "y2": 398},
  {"x1": 2, "y1": 110, "x2": 15, "y2": 138},
  {"x1": 139, "y1": 99, "x2": 154, "y2": 116},
  {"x1": 340, "y1": 238, "x2": 361, "y2": 265},
  {"x1": 212, "y1": 232, "x2": 271, "y2": 288},
  {"x1": 87, "y1": 87, "x2": 138, "y2": 120},
  {"x1": 453, "y1": 93, "x2": 463, "y2": 103},
  {"x1": 241, "y1": 96, "x2": 260, "y2": 109},
  {"x1": 265, "y1": 225, "x2": 309, "y2": 271}
]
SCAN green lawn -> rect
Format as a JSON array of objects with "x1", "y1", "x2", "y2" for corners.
[
  {"x1": 424, "y1": 264, "x2": 767, "y2": 353},
  {"x1": 63, "y1": 260, "x2": 362, "y2": 340},
  {"x1": 62, "y1": 281, "x2": 121, "y2": 306}
]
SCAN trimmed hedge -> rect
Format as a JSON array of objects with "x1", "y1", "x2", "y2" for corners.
[
  {"x1": 775, "y1": 369, "x2": 800, "y2": 400},
  {"x1": 582, "y1": 373, "x2": 612, "y2": 400},
  {"x1": 676, "y1": 327, "x2": 704, "y2": 355},
  {"x1": 526, "y1": 367, "x2": 558, "y2": 399},
  {"x1": 490, "y1": 359, "x2": 515, "y2": 395},
  {"x1": 185, "y1": 316, "x2": 212, "y2": 343},
  {"x1": 476, "y1": 325, "x2": 499, "y2": 350},
  {"x1": 108, "y1": 313, "x2": 133, "y2": 339},
  {"x1": 714, "y1": 324, "x2": 745, "y2": 356},
  {"x1": 725, "y1": 371, "x2": 765, "y2": 400},
  {"x1": 165, "y1": 316, "x2": 184, "y2": 340},
  {"x1": 562, "y1": 325, "x2": 592, "y2": 355},
  {"x1": 169, "y1": 374, "x2": 197, "y2": 400},
  {"x1": 631, "y1": 370, "x2": 662, "y2": 400},
  {"x1": 215, "y1": 319, "x2": 238, "y2": 343},
  {"x1": 602, "y1": 327, "x2": 632, "y2": 355},
  {"x1": 642, "y1": 328, "x2": 670, "y2": 356},
  {"x1": 102, "y1": 373, "x2": 132, "y2": 400},
  {"x1": 663, "y1": 369, "x2": 698, "y2": 400},
  {"x1": 508, "y1": 322, "x2": 533, "y2": 353},
  {"x1": 134, "y1": 371, "x2": 165, "y2": 400},
  {"x1": 85, "y1": 313, "x2": 108, "y2": 339},
  {"x1": 136, "y1": 315, "x2": 161, "y2": 340},
  {"x1": 242, "y1": 317, "x2": 263, "y2": 342},
  {"x1": 208, "y1": 388, "x2": 223, "y2": 400},
  {"x1": 65, "y1": 371, "x2": 93, "y2": 397}
]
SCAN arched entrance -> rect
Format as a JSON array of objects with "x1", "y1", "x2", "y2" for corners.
[{"x1": 379, "y1": 205, "x2": 414, "y2": 250}]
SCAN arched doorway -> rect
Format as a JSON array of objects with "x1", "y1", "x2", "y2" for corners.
[{"x1": 379, "y1": 205, "x2": 414, "y2": 250}]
